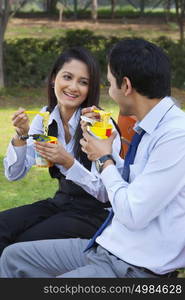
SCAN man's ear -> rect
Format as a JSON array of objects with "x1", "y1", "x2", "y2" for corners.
[{"x1": 121, "y1": 77, "x2": 132, "y2": 96}]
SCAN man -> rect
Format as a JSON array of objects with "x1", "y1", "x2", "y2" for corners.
[{"x1": 0, "y1": 38, "x2": 185, "y2": 278}]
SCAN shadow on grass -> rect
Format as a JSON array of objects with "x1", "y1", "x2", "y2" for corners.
[{"x1": 0, "y1": 156, "x2": 57, "y2": 211}]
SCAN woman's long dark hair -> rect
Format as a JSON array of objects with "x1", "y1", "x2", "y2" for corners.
[{"x1": 47, "y1": 47, "x2": 100, "y2": 166}]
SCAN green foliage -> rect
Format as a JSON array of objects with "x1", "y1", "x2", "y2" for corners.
[
  {"x1": 63, "y1": 29, "x2": 101, "y2": 48},
  {"x1": 15, "y1": 6, "x2": 139, "y2": 19},
  {"x1": 4, "y1": 38, "x2": 60, "y2": 87},
  {"x1": 4, "y1": 29, "x2": 108, "y2": 87},
  {"x1": 4, "y1": 29, "x2": 185, "y2": 89},
  {"x1": 155, "y1": 36, "x2": 185, "y2": 89},
  {"x1": 15, "y1": 6, "x2": 177, "y2": 20}
]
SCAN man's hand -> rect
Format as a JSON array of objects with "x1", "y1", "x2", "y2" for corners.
[
  {"x1": 81, "y1": 105, "x2": 100, "y2": 119},
  {"x1": 35, "y1": 141, "x2": 74, "y2": 169},
  {"x1": 80, "y1": 130, "x2": 117, "y2": 161},
  {"x1": 81, "y1": 106, "x2": 101, "y2": 132}
]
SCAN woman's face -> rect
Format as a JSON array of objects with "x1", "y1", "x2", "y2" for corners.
[{"x1": 54, "y1": 59, "x2": 89, "y2": 111}]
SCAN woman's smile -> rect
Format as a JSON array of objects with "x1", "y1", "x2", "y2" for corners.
[{"x1": 63, "y1": 90, "x2": 79, "y2": 99}]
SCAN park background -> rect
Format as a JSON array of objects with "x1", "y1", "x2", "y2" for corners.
[{"x1": 0, "y1": 0, "x2": 185, "y2": 277}]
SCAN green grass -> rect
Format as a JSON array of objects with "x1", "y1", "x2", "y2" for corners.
[
  {"x1": 5, "y1": 16, "x2": 180, "y2": 41},
  {"x1": 5, "y1": 24, "x2": 66, "y2": 40},
  {"x1": 0, "y1": 157, "x2": 58, "y2": 210},
  {"x1": 5, "y1": 23, "x2": 178, "y2": 41},
  {"x1": 0, "y1": 88, "x2": 59, "y2": 209}
]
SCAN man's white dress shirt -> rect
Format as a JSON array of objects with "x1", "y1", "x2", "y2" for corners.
[{"x1": 69, "y1": 97, "x2": 185, "y2": 274}]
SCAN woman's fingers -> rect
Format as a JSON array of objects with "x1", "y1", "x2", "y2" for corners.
[
  {"x1": 12, "y1": 108, "x2": 27, "y2": 121},
  {"x1": 35, "y1": 142, "x2": 59, "y2": 158},
  {"x1": 12, "y1": 108, "x2": 30, "y2": 136},
  {"x1": 13, "y1": 117, "x2": 28, "y2": 128}
]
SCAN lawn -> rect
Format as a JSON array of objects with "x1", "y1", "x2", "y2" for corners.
[
  {"x1": 5, "y1": 17, "x2": 180, "y2": 41},
  {"x1": 0, "y1": 89, "x2": 57, "y2": 210}
]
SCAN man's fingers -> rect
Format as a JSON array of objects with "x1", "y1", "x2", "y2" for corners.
[
  {"x1": 80, "y1": 137, "x2": 87, "y2": 147},
  {"x1": 80, "y1": 138, "x2": 87, "y2": 154},
  {"x1": 81, "y1": 105, "x2": 98, "y2": 115},
  {"x1": 81, "y1": 107, "x2": 92, "y2": 115},
  {"x1": 81, "y1": 112, "x2": 100, "y2": 123},
  {"x1": 80, "y1": 120, "x2": 88, "y2": 132},
  {"x1": 81, "y1": 147, "x2": 87, "y2": 154},
  {"x1": 109, "y1": 130, "x2": 117, "y2": 142},
  {"x1": 82, "y1": 130, "x2": 93, "y2": 142}
]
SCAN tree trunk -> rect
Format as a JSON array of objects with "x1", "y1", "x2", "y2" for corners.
[
  {"x1": 73, "y1": 0, "x2": 78, "y2": 19},
  {"x1": 152, "y1": 0, "x2": 164, "y2": 9},
  {"x1": 44, "y1": 0, "x2": 58, "y2": 12},
  {"x1": 0, "y1": 0, "x2": 29, "y2": 88},
  {"x1": 175, "y1": 0, "x2": 185, "y2": 44},
  {"x1": 0, "y1": 30, "x2": 4, "y2": 88},
  {"x1": 179, "y1": 20, "x2": 184, "y2": 43},
  {"x1": 0, "y1": 0, "x2": 11, "y2": 88},
  {"x1": 164, "y1": 0, "x2": 171, "y2": 23},
  {"x1": 111, "y1": 0, "x2": 116, "y2": 19},
  {"x1": 139, "y1": 0, "x2": 146, "y2": 16},
  {"x1": 91, "y1": 0, "x2": 98, "y2": 22},
  {"x1": 126, "y1": 0, "x2": 137, "y2": 9}
]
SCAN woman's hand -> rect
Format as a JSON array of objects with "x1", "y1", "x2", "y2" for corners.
[
  {"x1": 12, "y1": 108, "x2": 30, "y2": 136},
  {"x1": 80, "y1": 130, "x2": 117, "y2": 161},
  {"x1": 35, "y1": 141, "x2": 74, "y2": 169}
]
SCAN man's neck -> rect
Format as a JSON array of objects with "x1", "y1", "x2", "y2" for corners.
[{"x1": 134, "y1": 94, "x2": 163, "y2": 121}]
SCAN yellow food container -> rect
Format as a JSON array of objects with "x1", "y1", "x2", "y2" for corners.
[{"x1": 87, "y1": 109, "x2": 113, "y2": 139}]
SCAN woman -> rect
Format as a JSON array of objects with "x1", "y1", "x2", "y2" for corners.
[{"x1": 1, "y1": 47, "x2": 121, "y2": 255}]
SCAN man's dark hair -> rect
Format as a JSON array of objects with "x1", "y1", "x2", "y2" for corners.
[{"x1": 108, "y1": 38, "x2": 171, "y2": 99}]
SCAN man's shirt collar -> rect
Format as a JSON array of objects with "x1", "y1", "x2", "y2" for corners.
[{"x1": 134, "y1": 96, "x2": 175, "y2": 134}]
